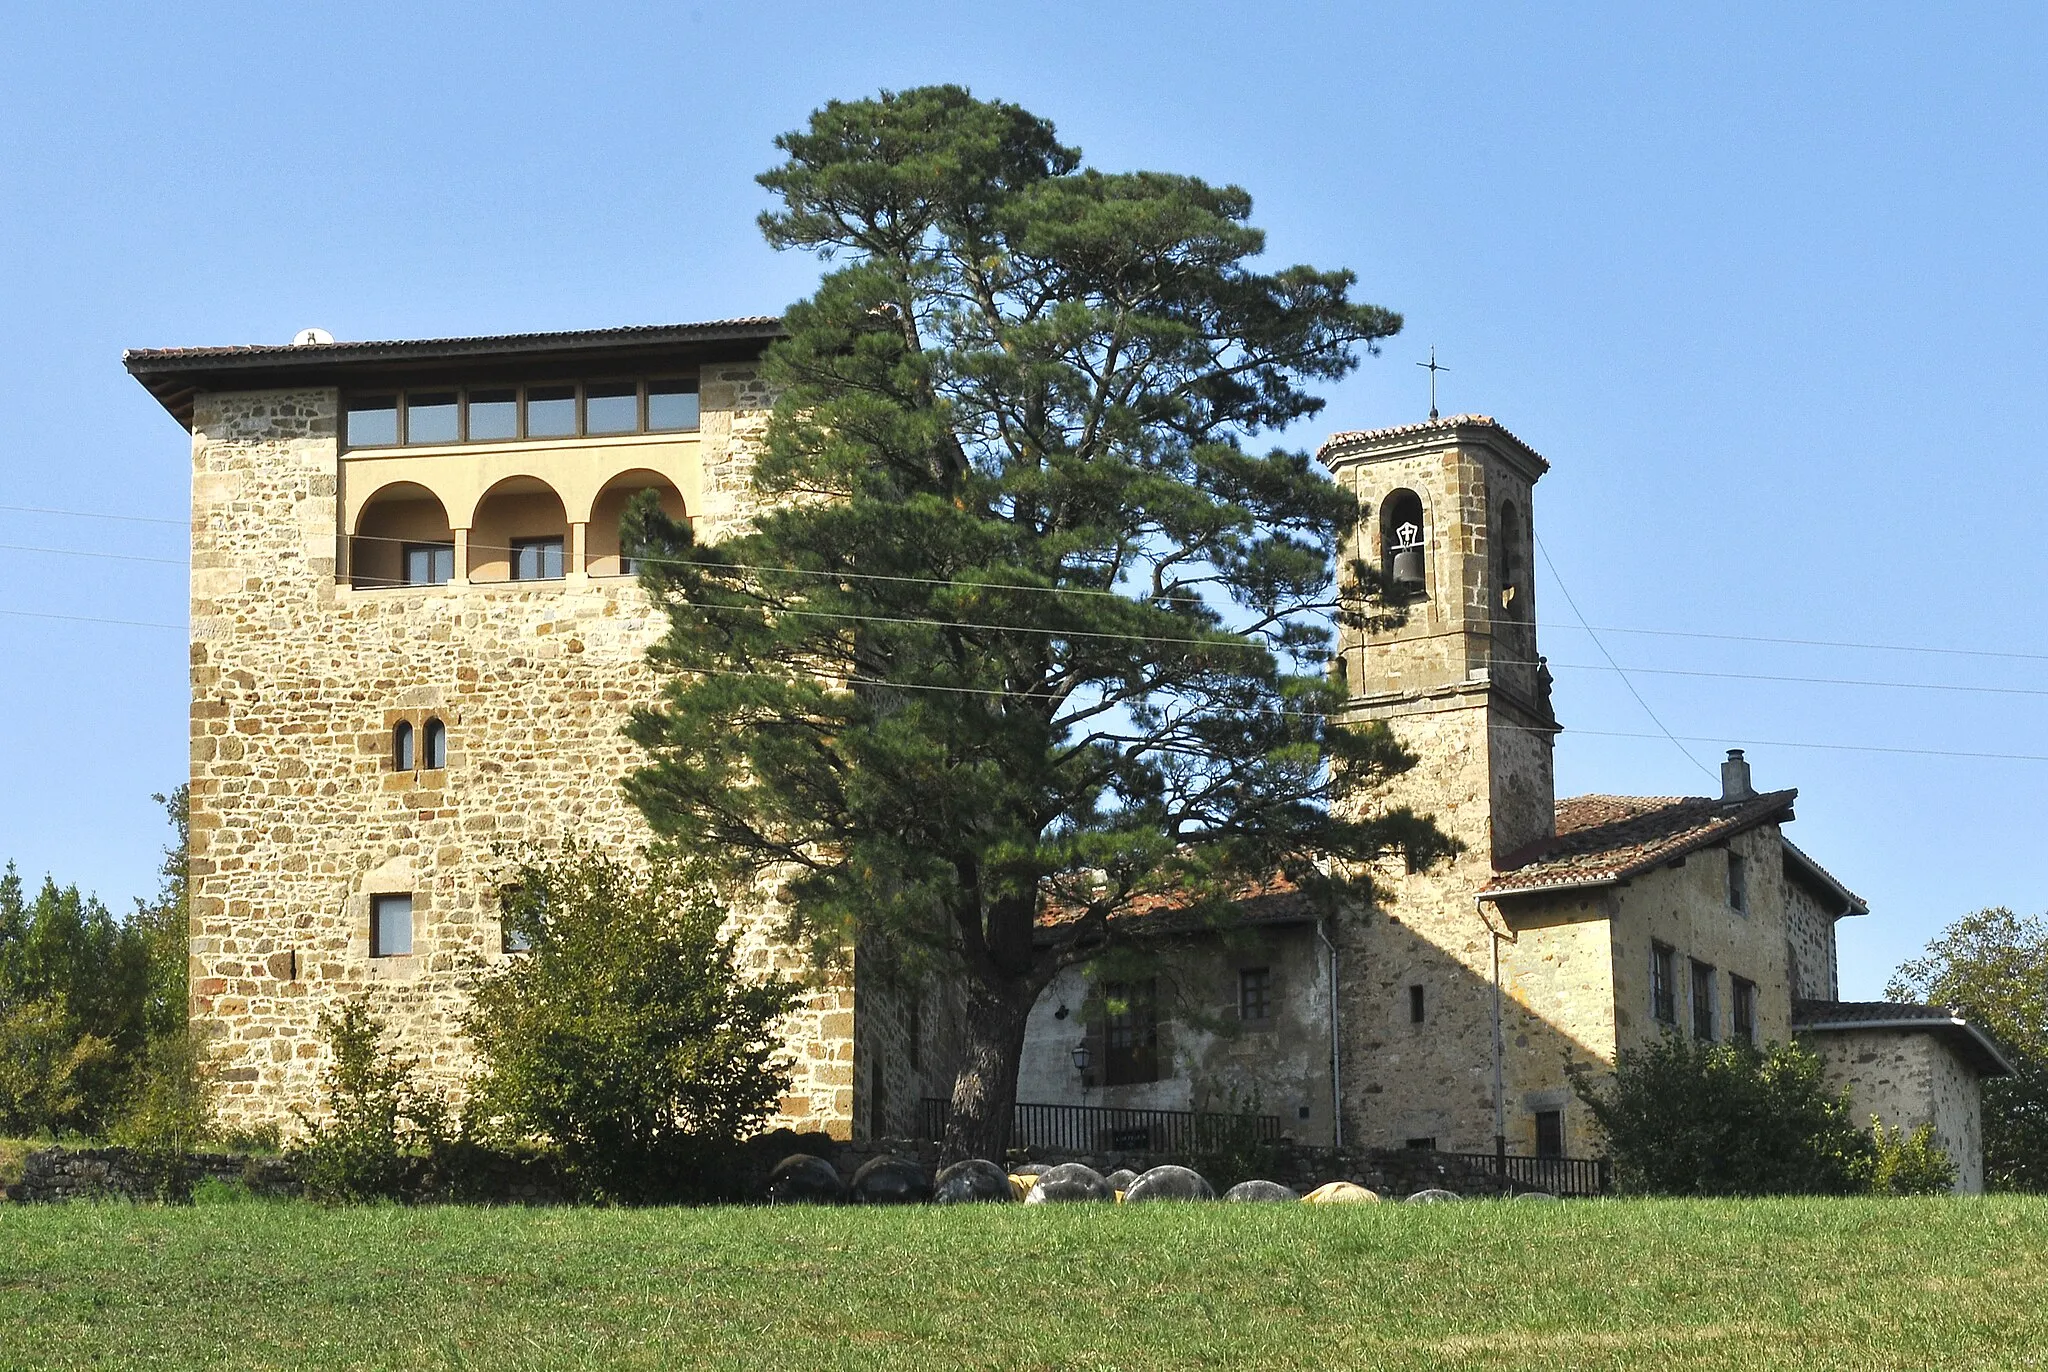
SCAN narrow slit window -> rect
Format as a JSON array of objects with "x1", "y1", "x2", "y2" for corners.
[
  {"x1": 1409, "y1": 985, "x2": 1426, "y2": 1024},
  {"x1": 1728, "y1": 851, "x2": 1749, "y2": 913},
  {"x1": 370, "y1": 893, "x2": 414, "y2": 957},
  {"x1": 422, "y1": 718, "x2": 446, "y2": 770},
  {"x1": 1691, "y1": 959, "x2": 1717, "y2": 1040},
  {"x1": 392, "y1": 720, "x2": 415, "y2": 771},
  {"x1": 1652, "y1": 942, "x2": 1677, "y2": 1025},
  {"x1": 1731, "y1": 975, "x2": 1757, "y2": 1044}
]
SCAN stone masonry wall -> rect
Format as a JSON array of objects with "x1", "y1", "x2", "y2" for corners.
[
  {"x1": 1811, "y1": 1028, "x2": 1985, "y2": 1194},
  {"x1": 187, "y1": 374, "x2": 855, "y2": 1138}
]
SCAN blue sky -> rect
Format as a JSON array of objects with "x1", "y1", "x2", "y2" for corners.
[{"x1": 2, "y1": 2, "x2": 2042, "y2": 995}]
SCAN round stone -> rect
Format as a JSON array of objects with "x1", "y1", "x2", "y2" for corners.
[
  {"x1": 767, "y1": 1154, "x2": 845, "y2": 1205},
  {"x1": 1405, "y1": 1188, "x2": 1461, "y2": 1204},
  {"x1": 932, "y1": 1159, "x2": 1013, "y2": 1204},
  {"x1": 850, "y1": 1155, "x2": 931, "y2": 1205},
  {"x1": 1513, "y1": 1190, "x2": 1561, "y2": 1202},
  {"x1": 1023, "y1": 1162, "x2": 1114, "y2": 1203},
  {"x1": 1104, "y1": 1169, "x2": 1138, "y2": 1192},
  {"x1": 1122, "y1": 1165, "x2": 1216, "y2": 1202},
  {"x1": 1301, "y1": 1181, "x2": 1380, "y2": 1204},
  {"x1": 1011, "y1": 1163, "x2": 1054, "y2": 1176},
  {"x1": 1224, "y1": 1179, "x2": 1299, "y2": 1203}
]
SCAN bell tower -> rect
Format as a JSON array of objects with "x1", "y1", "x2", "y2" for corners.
[{"x1": 1323, "y1": 415, "x2": 1558, "y2": 863}]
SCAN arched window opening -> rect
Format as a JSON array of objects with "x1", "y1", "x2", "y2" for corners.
[
  {"x1": 468, "y1": 476, "x2": 568, "y2": 583},
  {"x1": 423, "y1": 717, "x2": 447, "y2": 770},
  {"x1": 586, "y1": 469, "x2": 688, "y2": 577},
  {"x1": 352, "y1": 483, "x2": 454, "y2": 589},
  {"x1": 1380, "y1": 489, "x2": 1427, "y2": 599},
  {"x1": 1495, "y1": 500, "x2": 1526, "y2": 622},
  {"x1": 392, "y1": 720, "x2": 415, "y2": 772}
]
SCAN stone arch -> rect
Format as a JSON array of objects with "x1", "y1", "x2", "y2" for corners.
[
  {"x1": 1379, "y1": 488, "x2": 1428, "y2": 600},
  {"x1": 586, "y1": 468, "x2": 687, "y2": 577},
  {"x1": 1494, "y1": 499, "x2": 1526, "y2": 622},
  {"x1": 468, "y1": 475, "x2": 569, "y2": 583},
  {"x1": 350, "y1": 481, "x2": 453, "y2": 589}
]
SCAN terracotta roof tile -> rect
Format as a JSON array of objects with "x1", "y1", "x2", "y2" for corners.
[
  {"x1": 1317, "y1": 414, "x2": 1549, "y2": 471},
  {"x1": 1479, "y1": 789, "x2": 1797, "y2": 898},
  {"x1": 1794, "y1": 999, "x2": 2015, "y2": 1076},
  {"x1": 1034, "y1": 874, "x2": 1315, "y2": 943}
]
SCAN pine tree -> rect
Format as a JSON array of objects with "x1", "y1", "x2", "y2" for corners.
[{"x1": 625, "y1": 86, "x2": 1455, "y2": 1155}]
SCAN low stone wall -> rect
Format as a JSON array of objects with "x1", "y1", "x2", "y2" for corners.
[{"x1": 8, "y1": 1147, "x2": 301, "y2": 1204}]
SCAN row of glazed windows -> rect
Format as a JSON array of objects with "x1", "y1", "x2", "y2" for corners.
[
  {"x1": 343, "y1": 378, "x2": 700, "y2": 449},
  {"x1": 391, "y1": 537, "x2": 577, "y2": 587},
  {"x1": 1651, "y1": 940, "x2": 1759, "y2": 1043}
]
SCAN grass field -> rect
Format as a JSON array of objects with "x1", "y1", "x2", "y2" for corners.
[{"x1": 1, "y1": 1196, "x2": 2044, "y2": 1370}]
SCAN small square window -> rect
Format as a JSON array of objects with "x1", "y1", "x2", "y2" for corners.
[
  {"x1": 370, "y1": 894, "x2": 413, "y2": 958},
  {"x1": 511, "y1": 537, "x2": 564, "y2": 581},
  {"x1": 647, "y1": 377, "x2": 700, "y2": 431},
  {"x1": 525, "y1": 384, "x2": 577, "y2": 438},
  {"x1": 585, "y1": 381, "x2": 639, "y2": 435},
  {"x1": 1409, "y1": 985, "x2": 1426, "y2": 1024},
  {"x1": 405, "y1": 392, "x2": 459, "y2": 445},
  {"x1": 467, "y1": 388, "x2": 519, "y2": 440},
  {"x1": 1239, "y1": 967, "x2": 1272, "y2": 1023},
  {"x1": 344, "y1": 396, "x2": 398, "y2": 447},
  {"x1": 1535, "y1": 1109, "x2": 1564, "y2": 1158}
]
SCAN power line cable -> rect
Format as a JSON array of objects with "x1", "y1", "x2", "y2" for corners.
[
  {"x1": 1536, "y1": 532, "x2": 1714, "y2": 782},
  {"x1": 0, "y1": 541, "x2": 187, "y2": 567},
  {"x1": 0, "y1": 607, "x2": 185, "y2": 631},
  {"x1": 0, "y1": 502, "x2": 188, "y2": 527}
]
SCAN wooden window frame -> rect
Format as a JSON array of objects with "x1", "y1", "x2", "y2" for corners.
[
  {"x1": 341, "y1": 375, "x2": 702, "y2": 451},
  {"x1": 1651, "y1": 942, "x2": 1677, "y2": 1025}
]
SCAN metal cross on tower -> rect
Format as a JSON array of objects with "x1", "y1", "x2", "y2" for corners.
[{"x1": 1417, "y1": 347, "x2": 1449, "y2": 419}]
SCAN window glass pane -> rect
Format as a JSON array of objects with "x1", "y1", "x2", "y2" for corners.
[
  {"x1": 647, "y1": 378, "x2": 700, "y2": 431},
  {"x1": 585, "y1": 381, "x2": 638, "y2": 435},
  {"x1": 405, "y1": 392, "x2": 459, "y2": 444},
  {"x1": 467, "y1": 388, "x2": 518, "y2": 440},
  {"x1": 423, "y1": 719, "x2": 446, "y2": 769},
  {"x1": 526, "y1": 384, "x2": 577, "y2": 437},
  {"x1": 502, "y1": 922, "x2": 533, "y2": 954},
  {"x1": 393, "y1": 721, "x2": 414, "y2": 771},
  {"x1": 512, "y1": 537, "x2": 564, "y2": 580},
  {"x1": 345, "y1": 396, "x2": 398, "y2": 447},
  {"x1": 371, "y1": 894, "x2": 413, "y2": 957},
  {"x1": 403, "y1": 542, "x2": 454, "y2": 586}
]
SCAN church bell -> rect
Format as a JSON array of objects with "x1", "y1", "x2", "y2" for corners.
[{"x1": 1390, "y1": 520, "x2": 1426, "y2": 592}]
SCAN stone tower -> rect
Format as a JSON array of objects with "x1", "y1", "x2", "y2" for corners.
[{"x1": 1322, "y1": 415, "x2": 1557, "y2": 864}]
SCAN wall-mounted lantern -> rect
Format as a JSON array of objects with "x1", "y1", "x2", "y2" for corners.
[{"x1": 1070, "y1": 1042, "x2": 1092, "y2": 1073}]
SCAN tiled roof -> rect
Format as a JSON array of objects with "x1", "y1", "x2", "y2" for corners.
[
  {"x1": 124, "y1": 317, "x2": 787, "y2": 429},
  {"x1": 122, "y1": 317, "x2": 784, "y2": 365},
  {"x1": 1479, "y1": 790, "x2": 1798, "y2": 898},
  {"x1": 1794, "y1": 999, "x2": 2015, "y2": 1076},
  {"x1": 1034, "y1": 875, "x2": 1315, "y2": 944},
  {"x1": 1317, "y1": 414, "x2": 1549, "y2": 472}
]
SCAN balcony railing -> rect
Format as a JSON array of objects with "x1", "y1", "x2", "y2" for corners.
[
  {"x1": 917, "y1": 1098, "x2": 1282, "y2": 1156},
  {"x1": 1444, "y1": 1151, "x2": 1611, "y2": 1198}
]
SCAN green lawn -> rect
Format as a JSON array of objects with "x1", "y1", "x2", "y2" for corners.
[{"x1": 1, "y1": 1196, "x2": 2043, "y2": 1370}]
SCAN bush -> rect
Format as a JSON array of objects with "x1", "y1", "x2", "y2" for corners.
[
  {"x1": 289, "y1": 998, "x2": 450, "y2": 1203},
  {"x1": 1577, "y1": 1035, "x2": 1872, "y2": 1195},
  {"x1": 0, "y1": 995, "x2": 115, "y2": 1136},
  {"x1": 461, "y1": 846, "x2": 802, "y2": 1203},
  {"x1": 1860, "y1": 1119, "x2": 1958, "y2": 1195}
]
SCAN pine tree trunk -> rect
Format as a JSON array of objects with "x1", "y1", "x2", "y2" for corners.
[{"x1": 943, "y1": 982, "x2": 1035, "y2": 1161}]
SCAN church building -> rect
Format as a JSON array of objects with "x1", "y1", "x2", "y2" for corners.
[{"x1": 127, "y1": 322, "x2": 2009, "y2": 1191}]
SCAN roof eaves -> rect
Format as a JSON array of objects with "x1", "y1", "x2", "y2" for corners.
[
  {"x1": 1781, "y1": 837, "x2": 1869, "y2": 918},
  {"x1": 1795, "y1": 1013, "x2": 2016, "y2": 1077}
]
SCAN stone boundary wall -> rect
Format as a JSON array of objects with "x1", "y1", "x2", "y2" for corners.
[{"x1": 7, "y1": 1147, "x2": 301, "y2": 1204}]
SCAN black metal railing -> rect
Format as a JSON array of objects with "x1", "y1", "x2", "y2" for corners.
[
  {"x1": 1445, "y1": 1151, "x2": 1611, "y2": 1198},
  {"x1": 918, "y1": 1098, "x2": 1282, "y2": 1155}
]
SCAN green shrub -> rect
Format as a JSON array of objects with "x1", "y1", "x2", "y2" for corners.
[
  {"x1": 289, "y1": 998, "x2": 449, "y2": 1203},
  {"x1": 461, "y1": 846, "x2": 801, "y2": 1203},
  {"x1": 1577, "y1": 1035, "x2": 1872, "y2": 1195},
  {"x1": 0, "y1": 995, "x2": 115, "y2": 1137},
  {"x1": 1860, "y1": 1118, "x2": 1958, "y2": 1195}
]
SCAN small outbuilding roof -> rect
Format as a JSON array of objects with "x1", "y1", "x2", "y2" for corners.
[
  {"x1": 1033, "y1": 875, "x2": 1317, "y2": 946},
  {"x1": 1479, "y1": 790, "x2": 1798, "y2": 900},
  {"x1": 1793, "y1": 999, "x2": 2016, "y2": 1077}
]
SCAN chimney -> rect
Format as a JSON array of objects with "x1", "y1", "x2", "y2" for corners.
[{"x1": 1721, "y1": 749, "x2": 1755, "y2": 802}]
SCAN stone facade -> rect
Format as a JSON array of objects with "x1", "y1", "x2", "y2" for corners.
[
  {"x1": 182, "y1": 353, "x2": 856, "y2": 1138},
  {"x1": 1808, "y1": 1026, "x2": 1989, "y2": 1193}
]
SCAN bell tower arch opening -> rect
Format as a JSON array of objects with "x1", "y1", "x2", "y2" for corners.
[{"x1": 1322, "y1": 416, "x2": 1558, "y2": 864}]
